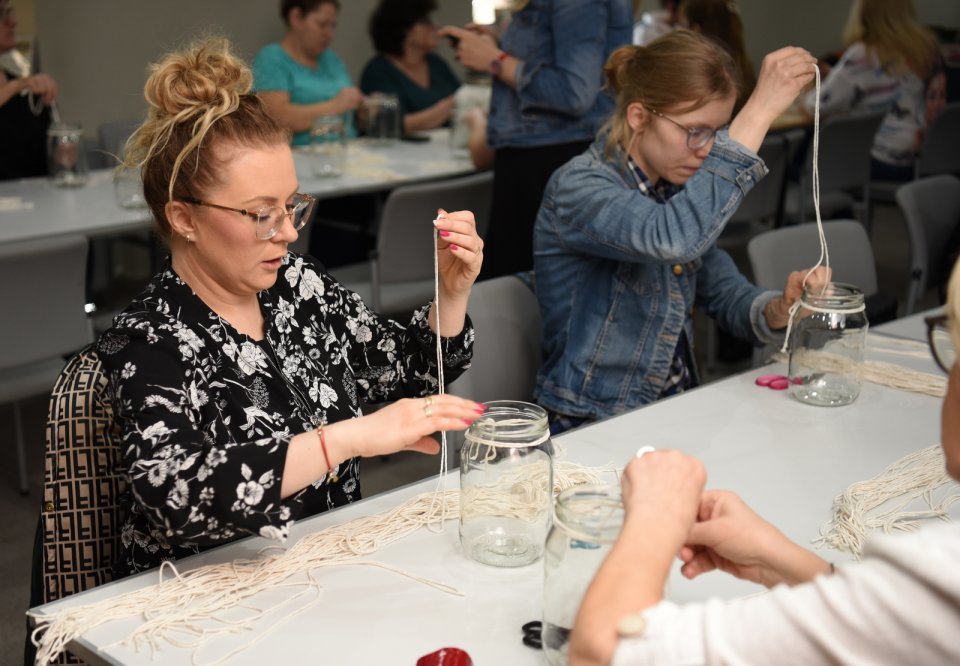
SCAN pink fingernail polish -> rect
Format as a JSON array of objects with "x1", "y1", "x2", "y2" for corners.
[
  {"x1": 439, "y1": 230, "x2": 450, "y2": 237},
  {"x1": 474, "y1": 404, "x2": 486, "y2": 414},
  {"x1": 450, "y1": 244, "x2": 459, "y2": 251},
  {"x1": 462, "y1": 419, "x2": 473, "y2": 425}
]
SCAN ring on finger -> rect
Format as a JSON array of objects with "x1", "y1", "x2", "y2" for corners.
[
  {"x1": 424, "y1": 405, "x2": 433, "y2": 418},
  {"x1": 425, "y1": 395, "x2": 434, "y2": 407}
]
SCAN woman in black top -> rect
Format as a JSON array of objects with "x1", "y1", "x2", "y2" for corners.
[{"x1": 98, "y1": 37, "x2": 486, "y2": 576}]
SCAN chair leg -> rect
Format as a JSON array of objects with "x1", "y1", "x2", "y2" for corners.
[{"x1": 14, "y1": 401, "x2": 29, "y2": 495}]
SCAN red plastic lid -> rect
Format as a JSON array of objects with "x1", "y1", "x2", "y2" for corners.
[{"x1": 416, "y1": 647, "x2": 473, "y2": 666}]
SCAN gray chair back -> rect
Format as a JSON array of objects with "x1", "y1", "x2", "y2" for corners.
[
  {"x1": 791, "y1": 111, "x2": 885, "y2": 226},
  {"x1": 747, "y1": 220, "x2": 878, "y2": 296},
  {"x1": 0, "y1": 235, "x2": 92, "y2": 371},
  {"x1": 377, "y1": 171, "x2": 493, "y2": 282},
  {"x1": 334, "y1": 171, "x2": 493, "y2": 316},
  {"x1": 447, "y1": 275, "x2": 541, "y2": 403},
  {"x1": 895, "y1": 174, "x2": 960, "y2": 314},
  {"x1": 916, "y1": 102, "x2": 960, "y2": 178}
]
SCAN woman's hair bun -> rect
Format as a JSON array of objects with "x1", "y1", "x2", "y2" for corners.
[{"x1": 144, "y1": 37, "x2": 252, "y2": 118}]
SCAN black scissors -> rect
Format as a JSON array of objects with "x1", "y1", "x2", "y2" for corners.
[{"x1": 522, "y1": 621, "x2": 570, "y2": 650}]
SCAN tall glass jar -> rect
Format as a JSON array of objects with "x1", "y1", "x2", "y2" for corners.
[
  {"x1": 787, "y1": 282, "x2": 869, "y2": 406},
  {"x1": 459, "y1": 401, "x2": 554, "y2": 567},
  {"x1": 46, "y1": 123, "x2": 89, "y2": 187},
  {"x1": 309, "y1": 114, "x2": 346, "y2": 177},
  {"x1": 543, "y1": 485, "x2": 624, "y2": 665}
]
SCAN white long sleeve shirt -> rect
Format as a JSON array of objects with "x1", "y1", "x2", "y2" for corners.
[{"x1": 613, "y1": 523, "x2": 960, "y2": 665}]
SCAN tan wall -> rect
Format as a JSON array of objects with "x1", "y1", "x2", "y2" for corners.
[
  {"x1": 32, "y1": 0, "x2": 472, "y2": 134},
  {"x1": 28, "y1": 0, "x2": 960, "y2": 136}
]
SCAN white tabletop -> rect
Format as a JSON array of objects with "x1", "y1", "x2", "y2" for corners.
[
  {"x1": 872, "y1": 307, "x2": 942, "y2": 343},
  {"x1": 30, "y1": 351, "x2": 948, "y2": 665},
  {"x1": 0, "y1": 129, "x2": 473, "y2": 247}
]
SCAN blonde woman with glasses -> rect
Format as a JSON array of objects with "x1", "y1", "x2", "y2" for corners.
[
  {"x1": 801, "y1": 0, "x2": 942, "y2": 182},
  {"x1": 98, "y1": 37, "x2": 486, "y2": 578}
]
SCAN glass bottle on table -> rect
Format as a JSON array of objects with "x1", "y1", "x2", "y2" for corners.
[
  {"x1": 364, "y1": 93, "x2": 401, "y2": 145},
  {"x1": 309, "y1": 114, "x2": 347, "y2": 177},
  {"x1": 46, "y1": 123, "x2": 89, "y2": 188}
]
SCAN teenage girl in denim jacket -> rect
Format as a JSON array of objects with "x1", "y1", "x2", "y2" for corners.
[{"x1": 534, "y1": 31, "x2": 828, "y2": 434}]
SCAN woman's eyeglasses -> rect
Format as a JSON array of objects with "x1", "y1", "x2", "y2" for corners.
[
  {"x1": 182, "y1": 193, "x2": 316, "y2": 240},
  {"x1": 647, "y1": 108, "x2": 718, "y2": 151},
  {"x1": 925, "y1": 314, "x2": 956, "y2": 374}
]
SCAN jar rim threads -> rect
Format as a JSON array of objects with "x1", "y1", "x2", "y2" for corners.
[{"x1": 552, "y1": 484, "x2": 624, "y2": 546}]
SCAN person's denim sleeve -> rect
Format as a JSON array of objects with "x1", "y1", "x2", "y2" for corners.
[
  {"x1": 694, "y1": 246, "x2": 782, "y2": 345},
  {"x1": 514, "y1": 0, "x2": 611, "y2": 116},
  {"x1": 547, "y1": 131, "x2": 767, "y2": 264}
]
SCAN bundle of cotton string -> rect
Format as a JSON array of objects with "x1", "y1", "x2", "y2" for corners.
[
  {"x1": 30, "y1": 464, "x2": 607, "y2": 665},
  {"x1": 771, "y1": 348, "x2": 946, "y2": 398},
  {"x1": 814, "y1": 444, "x2": 960, "y2": 558}
]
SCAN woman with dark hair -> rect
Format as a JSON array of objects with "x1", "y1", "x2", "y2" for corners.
[
  {"x1": 360, "y1": 0, "x2": 460, "y2": 134},
  {"x1": 253, "y1": 0, "x2": 363, "y2": 146}
]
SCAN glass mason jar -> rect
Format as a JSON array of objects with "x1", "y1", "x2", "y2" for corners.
[
  {"x1": 787, "y1": 282, "x2": 869, "y2": 406},
  {"x1": 47, "y1": 123, "x2": 89, "y2": 187},
  {"x1": 364, "y1": 92, "x2": 401, "y2": 144},
  {"x1": 543, "y1": 485, "x2": 624, "y2": 665},
  {"x1": 309, "y1": 114, "x2": 346, "y2": 177},
  {"x1": 459, "y1": 400, "x2": 554, "y2": 567}
]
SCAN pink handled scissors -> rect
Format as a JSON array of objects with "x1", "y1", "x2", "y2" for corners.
[{"x1": 755, "y1": 374, "x2": 790, "y2": 390}]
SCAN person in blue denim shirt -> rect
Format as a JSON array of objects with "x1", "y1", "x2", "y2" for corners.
[
  {"x1": 440, "y1": 0, "x2": 633, "y2": 280},
  {"x1": 534, "y1": 31, "x2": 827, "y2": 434}
]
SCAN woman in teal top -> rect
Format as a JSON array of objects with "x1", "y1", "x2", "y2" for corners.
[
  {"x1": 253, "y1": 0, "x2": 363, "y2": 146},
  {"x1": 360, "y1": 0, "x2": 460, "y2": 134}
]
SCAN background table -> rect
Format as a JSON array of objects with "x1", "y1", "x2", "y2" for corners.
[
  {"x1": 0, "y1": 129, "x2": 474, "y2": 248},
  {"x1": 30, "y1": 338, "x2": 950, "y2": 665}
]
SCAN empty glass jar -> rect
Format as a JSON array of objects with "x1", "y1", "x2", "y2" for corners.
[
  {"x1": 459, "y1": 401, "x2": 554, "y2": 567},
  {"x1": 309, "y1": 114, "x2": 346, "y2": 177},
  {"x1": 364, "y1": 93, "x2": 400, "y2": 144},
  {"x1": 47, "y1": 123, "x2": 89, "y2": 187},
  {"x1": 543, "y1": 484, "x2": 624, "y2": 665},
  {"x1": 787, "y1": 282, "x2": 869, "y2": 406}
]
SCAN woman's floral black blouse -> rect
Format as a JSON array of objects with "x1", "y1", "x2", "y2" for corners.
[{"x1": 98, "y1": 253, "x2": 473, "y2": 577}]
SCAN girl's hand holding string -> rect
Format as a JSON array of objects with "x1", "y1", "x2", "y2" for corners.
[
  {"x1": 764, "y1": 265, "x2": 832, "y2": 330},
  {"x1": 729, "y1": 46, "x2": 818, "y2": 152}
]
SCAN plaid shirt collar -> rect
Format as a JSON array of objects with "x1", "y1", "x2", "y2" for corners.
[{"x1": 626, "y1": 157, "x2": 681, "y2": 203}]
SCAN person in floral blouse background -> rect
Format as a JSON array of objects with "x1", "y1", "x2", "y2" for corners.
[{"x1": 98, "y1": 37, "x2": 485, "y2": 577}]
